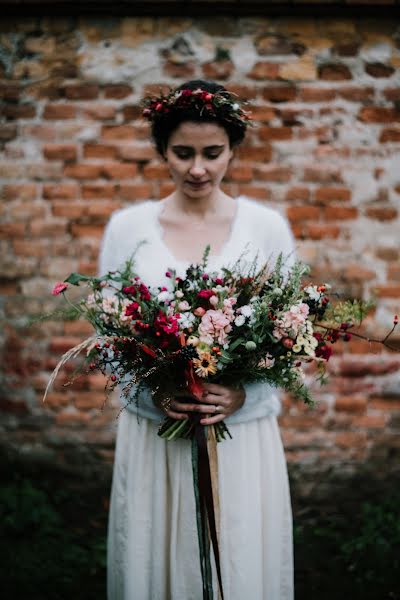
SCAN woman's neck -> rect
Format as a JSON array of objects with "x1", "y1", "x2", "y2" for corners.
[{"x1": 165, "y1": 190, "x2": 232, "y2": 220}]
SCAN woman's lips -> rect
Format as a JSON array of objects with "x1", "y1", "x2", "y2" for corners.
[{"x1": 186, "y1": 180, "x2": 210, "y2": 187}]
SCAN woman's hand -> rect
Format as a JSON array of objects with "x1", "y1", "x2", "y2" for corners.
[
  {"x1": 195, "y1": 382, "x2": 246, "y2": 425},
  {"x1": 153, "y1": 383, "x2": 245, "y2": 424}
]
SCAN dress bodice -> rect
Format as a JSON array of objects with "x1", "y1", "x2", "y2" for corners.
[{"x1": 98, "y1": 195, "x2": 296, "y2": 423}]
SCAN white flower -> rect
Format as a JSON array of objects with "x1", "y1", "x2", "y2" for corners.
[
  {"x1": 239, "y1": 304, "x2": 253, "y2": 318},
  {"x1": 304, "y1": 285, "x2": 321, "y2": 301},
  {"x1": 157, "y1": 290, "x2": 173, "y2": 303},
  {"x1": 293, "y1": 344, "x2": 302, "y2": 352},
  {"x1": 234, "y1": 314, "x2": 246, "y2": 327},
  {"x1": 178, "y1": 312, "x2": 196, "y2": 329},
  {"x1": 178, "y1": 300, "x2": 190, "y2": 312},
  {"x1": 232, "y1": 103, "x2": 239, "y2": 110},
  {"x1": 209, "y1": 295, "x2": 219, "y2": 307},
  {"x1": 175, "y1": 290, "x2": 184, "y2": 299}
]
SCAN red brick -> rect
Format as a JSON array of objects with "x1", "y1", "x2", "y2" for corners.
[
  {"x1": 358, "y1": 106, "x2": 400, "y2": 123},
  {"x1": 163, "y1": 61, "x2": 196, "y2": 79},
  {"x1": 365, "y1": 206, "x2": 397, "y2": 221},
  {"x1": 338, "y1": 358, "x2": 400, "y2": 376},
  {"x1": 335, "y1": 395, "x2": 367, "y2": 413},
  {"x1": 82, "y1": 184, "x2": 115, "y2": 199},
  {"x1": 0, "y1": 123, "x2": 17, "y2": 141},
  {"x1": 376, "y1": 247, "x2": 399, "y2": 261},
  {"x1": 0, "y1": 281, "x2": 18, "y2": 295},
  {"x1": 21, "y1": 124, "x2": 55, "y2": 141},
  {"x1": 304, "y1": 224, "x2": 340, "y2": 240},
  {"x1": 52, "y1": 202, "x2": 84, "y2": 218},
  {"x1": 237, "y1": 145, "x2": 272, "y2": 161},
  {"x1": 387, "y1": 263, "x2": 400, "y2": 281},
  {"x1": 286, "y1": 206, "x2": 321, "y2": 222},
  {"x1": 318, "y1": 64, "x2": 352, "y2": 80},
  {"x1": 353, "y1": 414, "x2": 387, "y2": 429},
  {"x1": 324, "y1": 206, "x2": 358, "y2": 220},
  {"x1": 380, "y1": 128, "x2": 400, "y2": 142},
  {"x1": 43, "y1": 392, "x2": 70, "y2": 408},
  {"x1": 202, "y1": 60, "x2": 234, "y2": 81},
  {"x1": 246, "y1": 105, "x2": 276, "y2": 122},
  {"x1": 49, "y1": 336, "x2": 84, "y2": 354},
  {"x1": 298, "y1": 87, "x2": 337, "y2": 102},
  {"x1": 226, "y1": 164, "x2": 253, "y2": 182},
  {"x1": 0, "y1": 83, "x2": 21, "y2": 100},
  {"x1": 87, "y1": 201, "x2": 121, "y2": 218},
  {"x1": 373, "y1": 285, "x2": 400, "y2": 298},
  {"x1": 314, "y1": 187, "x2": 351, "y2": 204},
  {"x1": 259, "y1": 126, "x2": 292, "y2": 141},
  {"x1": 335, "y1": 431, "x2": 367, "y2": 449},
  {"x1": 117, "y1": 183, "x2": 153, "y2": 200},
  {"x1": 369, "y1": 398, "x2": 400, "y2": 411},
  {"x1": 100, "y1": 163, "x2": 138, "y2": 179},
  {"x1": 365, "y1": 62, "x2": 395, "y2": 78},
  {"x1": 78, "y1": 261, "x2": 97, "y2": 276},
  {"x1": 43, "y1": 183, "x2": 79, "y2": 199},
  {"x1": 225, "y1": 84, "x2": 257, "y2": 100},
  {"x1": 261, "y1": 85, "x2": 296, "y2": 102},
  {"x1": 13, "y1": 240, "x2": 47, "y2": 257},
  {"x1": 43, "y1": 104, "x2": 77, "y2": 119},
  {"x1": 64, "y1": 320, "x2": 94, "y2": 336},
  {"x1": 74, "y1": 392, "x2": 104, "y2": 410},
  {"x1": 117, "y1": 145, "x2": 157, "y2": 162},
  {"x1": 122, "y1": 105, "x2": 143, "y2": 121},
  {"x1": 83, "y1": 144, "x2": 117, "y2": 160},
  {"x1": 303, "y1": 167, "x2": 342, "y2": 183},
  {"x1": 2, "y1": 103, "x2": 36, "y2": 119},
  {"x1": 2, "y1": 183, "x2": 38, "y2": 200},
  {"x1": 248, "y1": 62, "x2": 280, "y2": 80},
  {"x1": 43, "y1": 144, "x2": 77, "y2": 161},
  {"x1": 64, "y1": 164, "x2": 102, "y2": 179},
  {"x1": 55, "y1": 411, "x2": 91, "y2": 425},
  {"x1": 30, "y1": 220, "x2": 67, "y2": 237},
  {"x1": 71, "y1": 224, "x2": 105, "y2": 238},
  {"x1": 101, "y1": 125, "x2": 137, "y2": 140},
  {"x1": 0, "y1": 223, "x2": 27, "y2": 238},
  {"x1": 285, "y1": 186, "x2": 311, "y2": 202},
  {"x1": 383, "y1": 88, "x2": 400, "y2": 102},
  {"x1": 337, "y1": 86, "x2": 374, "y2": 102},
  {"x1": 142, "y1": 163, "x2": 170, "y2": 179},
  {"x1": 64, "y1": 84, "x2": 99, "y2": 100},
  {"x1": 253, "y1": 165, "x2": 291, "y2": 182},
  {"x1": 103, "y1": 84, "x2": 133, "y2": 99},
  {"x1": 237, "y1": 185, "x2": 271, "y2": 201},
  {"x1": 82, "y1": 105, "x2": 117, "y2": 120}
]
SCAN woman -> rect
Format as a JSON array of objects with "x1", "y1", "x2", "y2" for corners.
[{"x1": 99, "y1": 80, "x2": 296, "y2": 599}]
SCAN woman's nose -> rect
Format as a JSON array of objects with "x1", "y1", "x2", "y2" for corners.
[{"x1": 189, "y1": 156, "x2": 206, "y2": 176}]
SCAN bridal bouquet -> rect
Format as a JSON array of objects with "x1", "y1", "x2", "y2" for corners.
[{"x1": 42, "y1": 246, "x2": 397, "y2": 600}]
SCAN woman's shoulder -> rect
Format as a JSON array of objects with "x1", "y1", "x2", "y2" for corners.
[
  {"x1": 238, "y1": 195, "x2": 290, "y2": 230},
  {"x1": 106, "y1": 200, "x2": 157, "y2": 232}
]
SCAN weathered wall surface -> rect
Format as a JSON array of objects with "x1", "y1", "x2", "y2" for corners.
[{"x1": 1, "y1": 16, "x2": 399, "y2": 501}]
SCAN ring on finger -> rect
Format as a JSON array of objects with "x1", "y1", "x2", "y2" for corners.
[{"x1": 214, "y1": 404, "x2": 223, "y2": 413}]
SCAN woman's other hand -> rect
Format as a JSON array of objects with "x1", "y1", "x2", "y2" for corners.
[{"x1": 196, "y1": 383, "x2": 245, "y2": 425}]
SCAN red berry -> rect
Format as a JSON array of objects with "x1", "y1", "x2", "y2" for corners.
[{"x1": 111, "y1": 375, "x2": 117, "y2": 382}]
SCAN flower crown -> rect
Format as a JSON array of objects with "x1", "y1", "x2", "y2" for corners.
[{"x1": 141, "y1": 87, "x2": 254, "y2": 128}]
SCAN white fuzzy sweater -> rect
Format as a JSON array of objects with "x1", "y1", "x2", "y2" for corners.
[{"x1": 98, "y1": 195, "x2": 296, "y2": 424}]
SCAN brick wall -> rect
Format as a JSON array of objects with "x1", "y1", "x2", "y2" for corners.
[{"x1": 1, "y1": 16, "x2": 399, "y2": 499}]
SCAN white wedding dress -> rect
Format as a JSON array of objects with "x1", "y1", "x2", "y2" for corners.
[{"x1": 99, "y1": 195, "x2": 296, "y2": 600}]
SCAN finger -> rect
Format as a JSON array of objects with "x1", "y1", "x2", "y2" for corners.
[
  {"x1": 200, "y1": 393, "x2": 229, "y2": 407},
  {"x1": 202, "y1": 383, "x2": 226, "y2": 395},
  {"x1": 165, "y1": 409, "x2": 189, "y2": 420},
  {"x1": 171, "y1": 400, "x2": 202, "y2": 413},
  {"x1": 200, "y1": 414, "x2": 226, "y2": 425}
]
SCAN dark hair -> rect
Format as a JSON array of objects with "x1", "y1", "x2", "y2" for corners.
[{"x1": 149, "y1": 79, "x2": 247, "y2": 158}]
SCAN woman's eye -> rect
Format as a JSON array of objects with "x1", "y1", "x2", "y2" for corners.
[{"x1": 206, "y1": 154, "x2": 221, "y2": 160}]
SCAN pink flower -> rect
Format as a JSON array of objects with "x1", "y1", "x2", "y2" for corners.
[
  {"x1": 199, "y1": 309, "x2": 232, "y2": 345},
  {"x1": 194, "y1": 307, "x2": 206, "y2": 317},
  {"x1": 52, "y1": 282, "x2": 68, "y2": 295},
  {"x1": 209, "y1": 295, "x2": 219, "y2": 307}
]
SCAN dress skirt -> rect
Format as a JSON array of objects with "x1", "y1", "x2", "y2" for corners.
[{"x1": 107, "y1": 409, "x2": 294, "y2": 600}]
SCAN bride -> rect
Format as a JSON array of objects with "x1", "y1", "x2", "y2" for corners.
[{"x1": 99, "y1": 79, "x2": 296, "y2": 599}]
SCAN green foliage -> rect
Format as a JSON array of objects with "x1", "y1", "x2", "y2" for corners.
[
  {"x1": 0, "y1": 474, "x2": 107, "y2": 599},
  {"x1": 324, "y1": 298, "x2": 375, "y2": 327}
]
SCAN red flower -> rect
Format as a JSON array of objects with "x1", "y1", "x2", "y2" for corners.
[
  {"x1": 154, "y1": 310, "x2": 180, "y2": 337},
  {"x1": 316, "y1": 344, "x2": 333, "y2": 361},
  {"x1": 125, "y1": 301, "x2": 141, "y2": 319},
  {"x1": 52, "y1": 282, "x2": 69, "y2": 295},
  {"x1": 197, "y1": 289, "x2": 215, "y2": 299}
]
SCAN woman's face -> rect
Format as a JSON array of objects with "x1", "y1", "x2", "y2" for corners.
[{"x1": 164, "y1": 121, "x2": 234, "y2": 199}]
